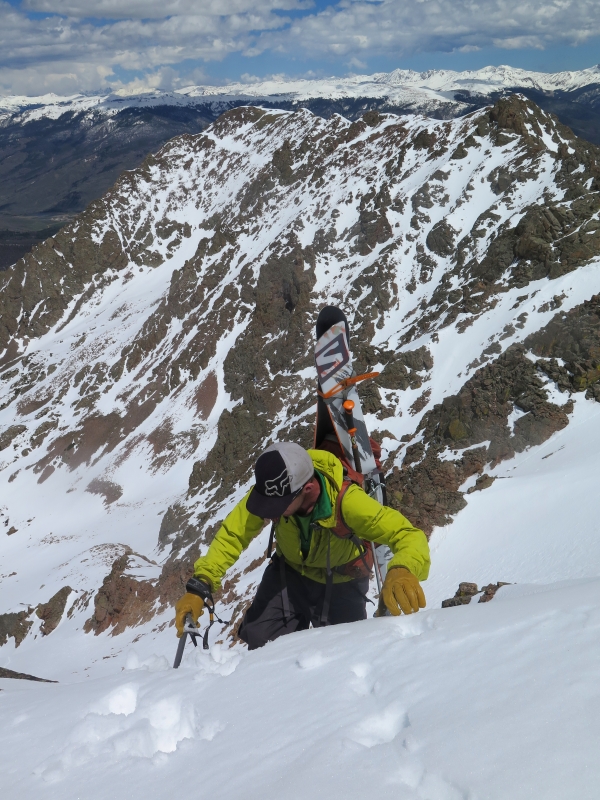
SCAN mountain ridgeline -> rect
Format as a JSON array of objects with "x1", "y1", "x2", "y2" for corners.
[
  {"x1": 1, "y1": 65, "x2": 600, "y2": 270},
  {"x1": 0, "y1": 95, "x2": 600, "y2": 656}
]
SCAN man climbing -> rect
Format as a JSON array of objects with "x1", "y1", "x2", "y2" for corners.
[{"x1": 175, "y1": 442, "x2": 430, "y2": 650}]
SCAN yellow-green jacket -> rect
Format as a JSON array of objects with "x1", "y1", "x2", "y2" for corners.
[{"x1": 194, "y1": 449, "x2": 430, "y2": 590}]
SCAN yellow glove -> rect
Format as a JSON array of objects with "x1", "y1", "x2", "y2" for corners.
[
  {"x1": 382, "y1": 567, "x2": 426, "y2": 616},
  {"x1": 175, "y1": 593, "x2": 204, "y2": 637}
]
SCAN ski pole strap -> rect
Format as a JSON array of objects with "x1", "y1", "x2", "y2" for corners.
[
  {"x1": 267, "y1": 522, "x2": 276, "y2": 559},
  {"x1": 279, "y1": 555, "x2": 291, "y2": 623},
  {"x1": 320, "y1": 533, "x2": 333, "y2": 626}
]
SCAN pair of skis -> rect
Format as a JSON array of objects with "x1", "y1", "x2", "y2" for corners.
[{"x1": 314, "y1": 306, "x2": 391, "y2": 594}]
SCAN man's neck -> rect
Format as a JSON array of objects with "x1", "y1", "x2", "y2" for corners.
[{"x1": 296, "y1": 476, "x2": 321, "y2": 516}]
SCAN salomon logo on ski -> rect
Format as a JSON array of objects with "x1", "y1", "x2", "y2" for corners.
[{"x1": 315, "y1": 332, "x2": 350, "y2": 382}]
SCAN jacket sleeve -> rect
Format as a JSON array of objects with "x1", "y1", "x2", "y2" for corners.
[
  {"x1": 193, "y1": 490, "x2": 265, "y2": 591},
  {"x1": 342, "y1": 484, "x2": 430, "y2": 581}
]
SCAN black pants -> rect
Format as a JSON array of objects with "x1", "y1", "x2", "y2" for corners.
[{"x1": 237, "y1": 556, "x2": 369, "y2": 650}]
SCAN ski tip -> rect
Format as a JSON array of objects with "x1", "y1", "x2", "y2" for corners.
[{"x1": 316, "y1": 305, "x2": 349, "y2": 340}]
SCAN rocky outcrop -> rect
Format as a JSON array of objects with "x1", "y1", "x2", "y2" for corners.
[
  {"x1": 36, "y1": 587, "x2": 73, "y2": 635},
  {"x1": 84, "y1": 551, "x2": 155, "y2": 636},
  {"x1": 0, "y1": 666, "x2": 57, "y2": 682},
  {"x1": 0, "y1": 424, "x2": 26, "y2": 451},
  {"x1": 441, "y1": 581, "x2": 510, "y2": 607},
  {"x1": 0, "y1": 609, "x2": 33, "y2": 647}
]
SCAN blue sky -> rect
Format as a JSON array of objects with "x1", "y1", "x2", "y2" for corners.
[{"x1": 1, "y1": 0, "x2": 599, "y2": 95}]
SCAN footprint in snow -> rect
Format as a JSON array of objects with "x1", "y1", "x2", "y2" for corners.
[
  {"x1": 349, "y1": 662, "x2": 377, "y2": 696},
  {"x1": 349, "y1": 702, "x2": 408, "y2": 747},
  {"x1": 91, "y1": 682, "x2": 139, "y2": 716},
  {"x1": 391, "y1": 758, "x2": 468, "y2": 800},
  {"x1": 296, "y1": 650, "x2": 331, "y2": 670}
]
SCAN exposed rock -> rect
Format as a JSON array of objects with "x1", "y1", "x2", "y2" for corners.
[
  {"x1": 158, "y1": 502, "x2": 193, "y2": 548},
  {"x1": 389, "y1": 292, "x2": 600, "y2": 538},
  {"x1": 441, "y1": 581, "x2": 511, "y2": 607},
  {"x1": 426, "y1": 220, "x2": 457, "y2": 257},
  {"x1": 85, "y1": 479, "x2": 123, "y2": 505},
  {"x1": 387, "y1": 340, "x2": 574, "y2": 535},
  {"x1": 188, "y1": 237, "x2": 316, "y2": 508},
  {"x1": 467, "y1": 473, "x2": 495, "y2": 494},
  {"x1": 441, "y1": 582, "x2": 480, "y2": 607},
  {"x1": 84, "y1": 550, "x2": 156, "y2": 636},
  {"x1": 479, "y1": 582, "x2": 511, "y2": 602},
  {"x1": 35, "y1": 586, "x2": 73, "y2": 635},
  {"x1": 0, "y1": 608, "x2": 33, "y2": 647},
  {"x1": 0, "y1": 667, "x2": 57, "y2": 682},
  {"x1": 527, "y1": 293, "x2": 600, "y2": 392},
  {"x1": 0, "y1": 424, "x2": 26, "y2": 451}
]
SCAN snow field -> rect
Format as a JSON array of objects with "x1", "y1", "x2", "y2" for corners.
[{"x1": 3, "y1": 576, "x2": 600, "y2": 799}]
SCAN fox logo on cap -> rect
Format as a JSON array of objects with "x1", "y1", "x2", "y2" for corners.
[
  {"x1": 264, "y1": 469, "x2": 290, "y2": 497},
  {"x1": 246, "y1": 442, "x2": 314, "y2": 518}
]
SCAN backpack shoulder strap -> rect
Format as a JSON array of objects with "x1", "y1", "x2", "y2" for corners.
[{"x1": 332, "y1": 479, "x2": 355, "y2": 538}]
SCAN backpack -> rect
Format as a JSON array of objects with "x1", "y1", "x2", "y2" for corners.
[
  {"x1": 316, "y1": 435, "x2": 384, "y2": 580},
  {"x1": 316, "y1": 435, "x2": 383, "y2": 486},
  {"x1": 327, "y1": 478, "x2": 373, "y2": 579}
]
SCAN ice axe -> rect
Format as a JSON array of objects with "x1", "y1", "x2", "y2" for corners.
[
  {"x1": 173, "y1": 614, "x2": 201, "y2": 668},
  {"x1": 173, "y1": 577, "x2": 230, "y2": 668}
]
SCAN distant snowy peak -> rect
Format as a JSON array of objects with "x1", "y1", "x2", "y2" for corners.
[
  {"x1": 2, "y1": 64, "x2": 599, "y2": 124},
  {"x1": 381, "y1": 64, "x2": 600, "y2": 93}
]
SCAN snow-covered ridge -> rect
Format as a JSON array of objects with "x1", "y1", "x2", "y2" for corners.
[{"x1": 2, "y1": 64, "x2": 599, "y2": 124}]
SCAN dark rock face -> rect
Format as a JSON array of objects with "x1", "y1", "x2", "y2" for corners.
[
  {"x1": 441, "y1": 582, "x2": 480, "y2": 607},
  {"x1": 426, "y1": 221, "x2": 457, "y2": 257},
  {"x1": 36, "y1": 586, "x2": 72, "y2": 635},
  {"x1": 84, "y1": 551, "x2": 153, "y2": 636},
  {"x1": 0, "y1": 424, "x2": 26, "y2": 451},
  {"x1": 528, "y1": 294, "x2": 600, "y2": 393},
  {"x1": 0, "y1": 609, "x2": 33, "y2": 647}
]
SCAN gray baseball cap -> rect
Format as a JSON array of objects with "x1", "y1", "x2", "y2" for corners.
[{"x1": 246, "y1": 442, "x2": 314, "y2": 518}]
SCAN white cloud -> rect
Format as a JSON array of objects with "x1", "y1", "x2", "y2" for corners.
[
  {"x1": 1, "y1": 0, "x2": 599, "y2": 95},
  {"x1": 347, "y1": 56, "x2": 367, "y2": 69},
  {"x1": 23, "y1": 0, "x2": 313, "y2": 19},
  {"x1": 257, "y1": 0, "x2": 600, "y2": 59}
]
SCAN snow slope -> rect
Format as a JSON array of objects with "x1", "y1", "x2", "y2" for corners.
[{"x1": 2, "y1": 574, "x2": 600, "y2": 799}]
